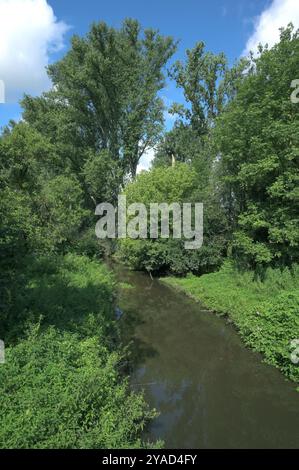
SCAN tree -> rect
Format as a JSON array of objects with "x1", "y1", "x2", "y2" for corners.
[
  {"x1": 0, "y1": 122, "x2": 88, "y2": 250},
  {"x1": 0, "y1": 121, "x2": 56, "y2": 192},
  {"x1": 155, "y1": 42, "x2": 248, "y2": 190},
  {"x1": 82, "y1": 149, "x2": 123, "y2": 206},
  {"x1": 170, "y1": 42, "x2": 227, "y2": 136},
  {"x1": 153, "y1": 122, "x2": 201, "y2": 167},
  {"x1": 117, "y1": 164, "x2": 228, "y2": 275},
  {"x1": 22, "y1": 19, "x2": 176, "y2": 187},
  {"x1": 215, "y1": 25, "x2": 299, "y2": 270}
]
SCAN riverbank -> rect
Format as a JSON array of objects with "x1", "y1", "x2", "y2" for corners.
[
  {"x1": 0, "y1": 254, "x2": 157, "y2": 449},
  {"x1": 162, "y1": 262, "x2": 299, "y2": 386},
  {"x1": 113, "y1": 262, "x2": 299, "y2": 448}
]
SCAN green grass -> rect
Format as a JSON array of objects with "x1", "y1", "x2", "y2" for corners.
[
  {"x1": 163, "y1": 262, "x2": 299, "y2": 384},
  {"x1": 1, "y1": 253, "x2": 117, "y2": 344}
]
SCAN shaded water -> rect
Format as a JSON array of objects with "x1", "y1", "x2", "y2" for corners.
[{"x1": 111, "y1": 263, "x2": 299, "y2": 449}]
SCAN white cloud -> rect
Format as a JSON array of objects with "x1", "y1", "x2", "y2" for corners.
[
  {"x1": 0, "y1": 0, "x2": 69, "y2": 103},
  {"x1": 137, "y1": 147, "x2": 155, "y2": 174},
  {"x1": 243, "y1": 0, "x2": 299, "y2": 56}
]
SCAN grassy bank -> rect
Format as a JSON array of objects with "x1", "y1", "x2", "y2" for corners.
[
  {"x1": 0, "y1": 254, "x2": 158, "y2": 449},
  {"x1": 163, "y1": 262, "x2": 299, "y2": 385}
]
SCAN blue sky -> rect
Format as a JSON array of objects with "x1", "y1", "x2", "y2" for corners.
[
  {"x1": 49, "y1": 0, "x2": 269, "y2": 59},
  {"x1": 0, "y1": 0, "x2": 297, "y2": 135}
]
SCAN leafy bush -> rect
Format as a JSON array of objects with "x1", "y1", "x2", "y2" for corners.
[
  {"x1": 244, "y1": 291, "x2": 299, "y2": 382},
  {"x1": 0, "y1": 326, "x2": 157, "y2": 449},
  {"x1": 0, "y1": 254, "x2": 159, "y2": 449},
  {"x1": 118, "y1": 239, "x2": 169, "y2": 274},
  {"x1": 72, "y1": 227, "x2": 106, "y2": 259},
  {"x1": 38, "y1": 175, "x2": 88, "y2": 249},
  {"x1": 0, "y1": 254, "x2": 116, "y2": 344},
  {"x1": 117, "y1": 164, "x2": 227, "y2": 275}
]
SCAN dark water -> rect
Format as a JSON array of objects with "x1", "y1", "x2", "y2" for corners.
[{"x1": 111, "y1": 263, "x2": 299, "y2": 449}]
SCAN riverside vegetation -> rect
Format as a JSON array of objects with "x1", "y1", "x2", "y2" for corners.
[
  {"x1": 163, "y1": 262, "x2": 299, "y2": 385},
  {"x1": 0, "y1": 20, "x2": 298, "y2": 448},
  {"x1": 118, "y1": 25, "x2": 299, "y2": 388}
]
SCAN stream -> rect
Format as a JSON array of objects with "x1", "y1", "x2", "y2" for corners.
[{"x1": 110, "y1": 262, "x2": 299, "y2": 449}]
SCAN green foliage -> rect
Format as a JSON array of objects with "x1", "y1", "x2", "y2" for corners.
[
  {"x1": 118, "y1": 164, "x2": 227, "y2": 275},
  {"x1": 0, "y1": 326, "x2": 158, "y2": 449},
  {"x1": 0, "y1": 253, "x2": 115, "y2": 344},
  {"x1": 0, "y1": 187, "x2": 42, "y2": 266},
  {"x1": 168, "y1": 41, "x2": 247, "y2": 134},
  {"x1": 0, "y1": 20, "x2": 170, "y2": 449},
  {"x1": 244, "y1": 291, "x2": 299, "y2": 382},
  {"x1": 72, "y1": 227, "x2": 106, "y2": 259},
  {"x1": 169, "y1": 42, "x2": 227, "y2": 134},
  {"x1": 215, "y1": 25, "x2": 299, "y2": 269},
  {"x1": 82, "y1": 149, "x2": 123, "y2": 205},
  {"x1": 118, "y1": 164, "x2": 212, "y2": 274},
  {"x1": 0, "y1": 121, "x2": 56, "y2": 191},
  {"x1": 164, "y1": 262, "x2": 299, "y2": 383},
  {"x1": 0, "y1": 187, "x2": 44, "y2": 329},
  {"x1": 125, "y1": 162, "x2": 198, "y2": 204},
  {"x1": 0, "y1": 123, "x2": 88, "y2": 254},
  {"x1": 39, "y1": 175, "x2": 88, "y2": 248},
  {"x1": 0, "y1": 254, "x2": 159, "y2": 448},
  {"x1": 118, "y1": 237, "x2": 225, "y2": 276},
  {"x1": 1, "y1": 17, "x2": 299, "y2": 448},
  {"x1": 154, "y1": 123, "x2": 202, "y2": 167},
  {"x1": 0, "y1": 124, "x2": 90, "y2": 334},
  {"x1": 22, "y1": 19, "x2": 176, "y2": 180},
  {"x1": 118, "y1": 239, "x2": 169, "y2": 274}
]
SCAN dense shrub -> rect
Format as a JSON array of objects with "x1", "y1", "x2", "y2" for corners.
[
  {"x1": 118, "y1": 238, "x2": 225, "y2": 276},
  {"x1": 72, "y1": 228, "x2": 106, "y2": 259},
  {"x1": 0, "y1": 254, "x2": 116, "y2": 344},
  {"x1": 0, "y1": 326, "x2": 157, "y2": 449},
  {"x1": 117, "y1": 164, "x2": 228, "y2": 275},
  {"x1": 0, "y1": 254, "x2": 159, "y2": 448}
]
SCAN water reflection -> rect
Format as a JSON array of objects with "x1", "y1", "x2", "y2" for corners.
[{"x1": 111, "y1": 263, "x2": 299, "y2": 449}]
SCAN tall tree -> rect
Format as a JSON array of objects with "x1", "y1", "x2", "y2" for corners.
[
  {"x1": 215, "y1": 25, "x2": 299, "y2": 270},
  {"x1": 169, "y1": 42, "x2": 233, "y2": 134},
  {"x1": 156, "y1": 43, "x2": 247, "y2": 175},
  {"x1": 22, "y1": 19, "x2": 176, "y2": 190}
]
